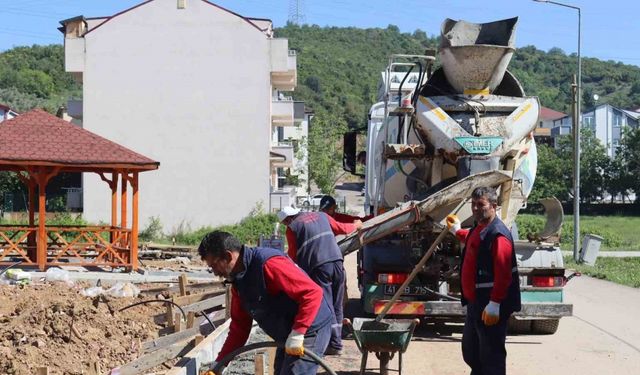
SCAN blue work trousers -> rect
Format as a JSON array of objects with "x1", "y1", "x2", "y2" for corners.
[
  {"x1": 462, "y1": 302, "x2": 509, "y2": 375},
  {"x1": 310, "y1": 260, "x2": 345, "y2": 351},
  {"x1": 274, "y1": 322, "x2": 331, "y2": 375}
]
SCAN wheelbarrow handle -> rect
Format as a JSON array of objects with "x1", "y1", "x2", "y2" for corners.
[{"x1": 342, "y1": 318, "x2": 354, "y2": 333}]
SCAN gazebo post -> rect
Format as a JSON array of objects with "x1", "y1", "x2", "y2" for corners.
[
  {"x1": 37, "y1": 173, "x2": 46, "y2": 270},
  {"x1": 131, "y1": 172, "x2": 139, "y2": 270},
  {"x1": 16, "y1": 171, "x2": 37, "y2": 261},
  {"x1": 120, "y1": 171, "x2": 128, "y2": 230},
  {"x1": 28, "y1": 179, "x2": 36, "y2": 260},
  {"x1": 111, "y1": 172, "x2": 119, "y2": 228}
]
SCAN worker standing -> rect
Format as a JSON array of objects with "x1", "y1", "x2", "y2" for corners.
[
  {"x1": 319, "y1": 195, "x2": 373, "y2": 223},
  {"x1": 446, "y1": 187, "x2": 521, "y2": 375},
  {"x1": 198, "y1": 231, "x2": 332, "y2": 375},
  {"x1": 277, "y1": 206, "x2": 362, "y2": 356}
]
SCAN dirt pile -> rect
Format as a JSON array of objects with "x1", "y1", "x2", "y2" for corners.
[{"x1": 0, "y1": 282, "x2": 164, "y2": 375}]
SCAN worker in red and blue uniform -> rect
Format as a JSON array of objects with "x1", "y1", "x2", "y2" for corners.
[
  {"x1": 278, "y1": 206, "x2": 362, "y2": 356},
  {"x1": 319, "y1": 195, "x2": 374, "y2": 224},
  {"x1": 198, "y1": 231, "x2": 332, "y2": 375},
  {"x1": 447, "y1": 186, "x2": 521, "y2": 375}
]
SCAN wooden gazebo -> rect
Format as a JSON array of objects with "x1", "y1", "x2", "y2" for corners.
[{"x1": 0, "y1": 109, "x2": 159, "y2": 270}]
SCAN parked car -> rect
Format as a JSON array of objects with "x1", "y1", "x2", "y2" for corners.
[{"x1": 302, "y1": 194, "x2": 326, "y2": 209}]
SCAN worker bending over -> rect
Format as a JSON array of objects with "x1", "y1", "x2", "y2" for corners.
[
  {"x1": 319, "y1": 195, "x2": 373, "y2": 223},
  {"x1": 199, "y1": 231, "x2": 332, "y2": 374},
  {"x1": 447, "y1": 187, "x2": 521, "y2": 375},
  {"x1": 278, "y1": 206, "x2": 362, "y2": 356}
]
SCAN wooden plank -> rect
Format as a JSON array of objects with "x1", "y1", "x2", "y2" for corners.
[
  {"x1": 36, "y1": 368, "x2": 49, "y2": 375},
  {"x1": 166, "y1": 320, "x2": 232, "y2": 375},
  {"x1": 179, "y1": 274, "x2": 188, "y2": 296},
  {"x1": 172, "y1": 290, "x2": 225, "y2": 307},
  {"x1": 225, "y1": 285, "x2": 231, "y2": 319},
  {"x1": 174, "y1": 313, "x2": 183, "y2": 332},
  {"x1": 186, "y1": 311, "x2": 195, "y2": 329},
  {"x1": 116, "y1": 338, "x2": 194, "y2": 375},
  {"x1": 142, "y1": 327, "x2": 200, "y2": 353},
  {"x1": 194, "y1": 335, "x2": 204, "y2": 346},
  {"x1": 150, "y1": 310, "x2": 227, "y2": 347},
  {"x1": 255, "y1": 352, "x2": 265, "y2": 375},
  {"x1": 166, "y1": 303, "x2": 175, "y2": 327},
  {"x1": 181, "y1": 294, "x2": 225, "y2": 315},
  {"x1": 140, "y1": 281, "x2": 223, "y2": 296}
]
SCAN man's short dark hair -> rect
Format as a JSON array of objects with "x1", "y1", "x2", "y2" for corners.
[
  {"x1": 471, "y1": 186, "x2": 498, "y2": 205},
  {"x1": 198, "y1": 231, "x2": 242, "y2": 259}
]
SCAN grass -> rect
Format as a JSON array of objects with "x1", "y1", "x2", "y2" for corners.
[
  {"x1": 516, "y1": 214, "x2": 640, "y2": 251},
  {"x1": 564, "y1": 256, "x2": 640, "y2": 288}
]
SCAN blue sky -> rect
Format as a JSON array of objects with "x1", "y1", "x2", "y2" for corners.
[{"x1": 1, "y1": 0, "x2": 639, "y2": 66}]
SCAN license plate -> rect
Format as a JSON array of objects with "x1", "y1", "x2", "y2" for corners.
[{"x1": 383, "y1": 284, "x2": 429, "y2": 296}]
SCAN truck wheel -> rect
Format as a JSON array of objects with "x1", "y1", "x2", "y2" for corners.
[
  {"x1": 507, "y1": 317, "x2": 532, "y2": 334},
  {"x1": 532, "y1": 319, "x2": 559, "y2": 334}
]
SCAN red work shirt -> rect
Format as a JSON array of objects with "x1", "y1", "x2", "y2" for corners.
[
  {"x1": 215, "y1": 256, "x2": 323, "y2": 361},
  {"x1": 285, "y1": 213, "x2": 357, "y2": 261},
  {"x1": 456, "y1": 224, "x2": 513, "y2": 303}
]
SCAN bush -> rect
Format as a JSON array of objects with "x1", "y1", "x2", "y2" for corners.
[
  {"x1": 139, "y1": 216, "x2": 163, "y2": 242},
  {"x1": 169, "y1": 212, "x2": 283, "y2": 246}
]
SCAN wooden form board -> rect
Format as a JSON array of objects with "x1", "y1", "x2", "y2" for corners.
[{"x1": 166, "y1": 320, "x2": 233, "y2": 375}]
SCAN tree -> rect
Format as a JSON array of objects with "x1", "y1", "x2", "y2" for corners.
[
  {"x1": 556, "y1": 128, "x2": 610, "y2": 203},
  {"x1": 617, "y1": 127, "x2": 640, "y2": 202},
  {"x1": 529, "y1": 144, "x2": 570, "y2": 203},
  {"x1": 307, "y1": 111, "x2": 348, "y2": 194}
]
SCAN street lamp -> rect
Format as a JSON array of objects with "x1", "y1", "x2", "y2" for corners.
[{"x1": 533, "y1": 0, "x2": 582, "y2": 262}]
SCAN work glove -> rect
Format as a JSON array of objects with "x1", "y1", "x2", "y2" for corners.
[
  {"x1": 446, "y1": 214, "x2": 461, "y2": 235},
  {"x1": 481, "y1": 301, "x2": 500, "y2": 326},
  {"x1": 204, "y1": 362, "x2": 218, "y2": 375},
  {"x1": 285, "y1": 329, "x2": 305, "y2": 356}
]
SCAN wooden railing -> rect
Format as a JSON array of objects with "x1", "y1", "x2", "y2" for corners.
[{"x1": 0, "y1": 225, "x2": 133, "y2": 268}]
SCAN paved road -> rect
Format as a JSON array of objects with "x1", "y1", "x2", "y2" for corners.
[
  {"x1": 321, "y1": 254, "x2": 640, "y2": 375},
  {"x1": 323, "y1": 184, "x2": 640, "y2": 374}
]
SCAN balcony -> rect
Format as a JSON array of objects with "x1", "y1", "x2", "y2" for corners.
[
  {"x1": 271, "y1": 39, "x2": 297, "y2": 91},
  {"x1": 64, "y1": 37, "x2": 84, "y2": 83},
  {"x1": 270, "y1": 142, "x2": 294, "y2": 168},
  {"x1": 272, "y1": 100, "x2": 295, "y2": 127}
]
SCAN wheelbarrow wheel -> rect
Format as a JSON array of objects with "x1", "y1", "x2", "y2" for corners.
[{"x1": 377, "y1": 352, "x2": 390, "y2": 375}]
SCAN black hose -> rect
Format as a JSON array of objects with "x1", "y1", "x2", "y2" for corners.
[
  {"x1": 212, "y1": 342, "x2": 336, "y2": 375},
  {"x1": 119, "y1": 299, "x2": 187, "y2": 321},
  {"x1": 199, "y1": 310, "x2": 216, "y2": 331},
  {"x1": 0, "y1": 261, "x2": 23, "y2": 278}
]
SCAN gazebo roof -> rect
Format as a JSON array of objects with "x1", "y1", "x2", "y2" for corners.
[{"x1": 0, "y1": 109, "x2": 159, "y2": 171}]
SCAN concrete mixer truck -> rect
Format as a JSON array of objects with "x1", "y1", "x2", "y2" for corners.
[{"x1": 341, "y1": 17, "x2": 573, "y2": 334}]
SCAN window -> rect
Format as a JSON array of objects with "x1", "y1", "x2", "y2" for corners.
[
  {"x1": 583, "y1": 115, "x2": 595, "y2": 130},
  {"x1": 613, "y1": 110, "x2": 623, "y2": 128}
]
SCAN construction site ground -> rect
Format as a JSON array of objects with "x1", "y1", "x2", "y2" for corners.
[
  {"x1": 322, "y1": 182, "x2": 640, "y2": 375},
  {"x1": 0, "y1": 281, "x2": 165, "y2": 375}
]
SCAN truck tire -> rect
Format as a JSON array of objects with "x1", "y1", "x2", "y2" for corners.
[
  {"x1": 532, "y1": 319, "x2": 559, "y2": 334},
  {"x1": 507, "y1": 317, "x2": 532, "y2": 334}
]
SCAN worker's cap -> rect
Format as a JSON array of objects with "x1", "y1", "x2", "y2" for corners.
[
  {"x1": 277, "y1": 206, "x2": 300, "y2": 222},
  {"x1": 319, "y1": 195, "x2": 336, "y2": 211}
]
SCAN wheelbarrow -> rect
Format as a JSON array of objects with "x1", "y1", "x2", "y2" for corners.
[{"x1": 343, "y1": 317, "x2": 420, "y2": 375}]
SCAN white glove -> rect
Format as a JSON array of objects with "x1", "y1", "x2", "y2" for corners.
[
  {"x1": 446, "y1": 214, "x2": 461, "y2": 235},
  {"x1": 285, "y1": 329, "x2": 305, "y2": 356},
  {"x1": 482, "y1": 301, "x2": 500, "y2": 326}
]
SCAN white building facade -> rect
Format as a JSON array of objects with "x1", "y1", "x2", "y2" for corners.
[
  {"x1": 61, "y1": 0, "x2": 299, "y2": 230},
  {"x1": 552, "y1": 104, "x2": 639, "y2": 157}
]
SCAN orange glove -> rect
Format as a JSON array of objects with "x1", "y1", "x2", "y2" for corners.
[
  {"x1": 446, "y1": 214, "x2": 461, "y2": 235},
  {"x1": 481, "y1": 301, "x2": 500, "y2": 326}
]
